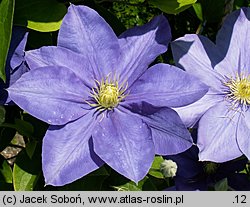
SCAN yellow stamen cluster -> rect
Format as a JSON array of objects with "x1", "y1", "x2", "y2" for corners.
[
  {"x1": 224, "y1": 73, "x2": 250, "y2": 106},
  {"x1": 87, "y1": 74, "x2": 128, "y2": 111}
]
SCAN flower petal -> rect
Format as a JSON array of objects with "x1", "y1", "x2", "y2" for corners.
[
  {"x1": 8, "y1": 26, "x2": 28, "y2": 70},
  {"x1": 124, "y1": 102, "x2": 192, "y2": 155},
  {"x1": 25, "y1": 46, "x2": 94, "y2": 87},
  {"x1": 58, "y1": 5, "x2": 120, "y2": 79},
  {"x1": 118, "y1": 15, "x2": 171, "y2": 86},
  {"x1": 92, "y1": 109, "x2": 154, "y2": 183},
  {"x1": 171, "y1": 34, "x2": 225, "y2": 91},
  {"x1": 216, "y1": 8, "x2": 250, "y2": 75},
  {"x1": 125, "y1": 63, "x2": 208, "y2": 108},
  {"x1": 9, "y1": 62, "x2": 29, "y2": 86},
  {"x1": 42, "y1": 112, "x2": 104, "y2": 186},
  {"x1": 8, "y1": 66, "x2": 90, "y2": 125},
  {"x1": 236, "y1": 110, "x2": 250, "y2": 159},
  {"x1": 174, "y1": 89, "x2": 223, "y2": 127},
  {"x1": 197, "y1": 102, "x2": 243, "y2": 162}
]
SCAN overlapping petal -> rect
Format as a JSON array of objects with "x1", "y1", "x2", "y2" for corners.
[
  {"x1": 197, "y1": 102, "x2": 243, "y2": 162},
  {"x1": 25, "y1": 46, "x2": 94, "y2": 87},
  {"x1": 8, "y1": 66, "x2": 90, "y2": 125},
  {"x1": 125, "y1": 63, "x2": 208, "y2": 108},
  {"x1": 171, "y1": 34, "x2": 226, "y2": 91},
  {"x1": 1, "y1": 26, "x2": 29, "y2": 105},
  {"x1": 42, "y1": 111, "x2": 104, "y2": 186},
  {"x1": 174, "y1": 89, "x2": 223, "y2": 127},
  {"x1": 124, "y1": 102, "x2": 192, "y2": 155},
  {"x1": 216, "y1": 8, "x2": 250, "y2": 75},
  {"x1": 58, "y1": 5, "x2": 121, "y2": 79},
  {"x1": 8, "y1": 27, "x2": 28, "y2": 70},
  {"x1": 118, "y1": 14, "x2": 171, "y2": 86},
  {"x1": 92, "y1": 109, "x2": 154, "y2": 183}
]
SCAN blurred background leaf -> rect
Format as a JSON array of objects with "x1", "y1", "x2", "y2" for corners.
[
  {"x1": 0, "y1": 155, "x2": 13, "y2": 190},
  {"x1": 0, "y1": 0, "x2": 14, "y2": 82},
  {"x1": 149, "y1": 0, "x2": 197, "y2": 14},
  {"x1": 14, "y1": 0, "x2": 67, "y2": 32}
]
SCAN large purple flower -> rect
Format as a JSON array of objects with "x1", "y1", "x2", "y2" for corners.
[
  {"x1": 172, "y1": 8, "x2": 250, "y2": 162},
  {"x1": 1, "y1": 26, "x2": 28, "y2": 104},
  {"x1": 8, "y1": 5, "x2": 208, "y2": 186}
]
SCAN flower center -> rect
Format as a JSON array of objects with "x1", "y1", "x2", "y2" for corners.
[
  {"x1": 224, "y1": 73, "x2": 250, "y2": 106},
  {"x1": 99, "y1": 83, "x2": 119, "y2": 109},
  {"x1": 87, "y1": 74, "x2": 128, "y2": 111}
]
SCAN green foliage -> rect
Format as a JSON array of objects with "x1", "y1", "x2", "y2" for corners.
[
  {"x1": 112, "y1": 176, "x2": 157, "y2": 191},
  {"x1": 148, "y1": 156, "x2": 165, "y2": 179},
  {"x1": 1, "y1": 119, "x2": 34, "y2": 138},
  {"x1": 214, "y1": 178, "x2": 229, "y2": 191},
  {"x1": 149, "y1": 0, "x2": 197, "y2": 14},
  {"x1": 111, "y1": 0, "x2": 160, "y2": 28},
  {"x1": 13, "y1": 140, "x2": 42, "y2": 191},
  {"x1": 0, "y1": 106, "x2": 6, "y2": 125},
  {"x1": 0, "y1": 0, "x2": 14, "y2": 82},
  {"x1": 0, "y1": 157, "x2": 12, "y2": 183},
  {"x1": 199, "y1": 0, "x2": 225, "y2": 23},
  {"x1": 193, "y1": 2, "x2": 203, "y2": 21},
  {"x1": 53, "y1": 166, "x2": 110, "y2": 191},
  {"x1": 0, "y1": 155, "x2": 13, "y2": 190},
  {"x1": 14, "y1": 0, "x2": 67, "y2": 32}
]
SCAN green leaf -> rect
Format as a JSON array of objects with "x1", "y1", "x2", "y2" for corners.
[
  {"x1": 0, "y1": 156, "x2": 13, "y2": 183},
  {"x1": 13, "y1": 140, "x2": 41, "y2": 191},
  {"x1": 14, "y1": 0, "x2": 67, "y2": 32},
  {"x1": 149, "y1": 0, "x2": 197, "y2": 14},
  {"x1": 148, "y1": 156, "x2": 165, "y2": 179},
  {"x1": 14, "y1": 119, "x2": 34, "y2": 137},
  {"x1": 193, "y1": 2, "x2": 203, "y2": 21},
  {"x1": 58, "y1": 166, "x2": 110, "y2": 191},
  {"x1": 1, "y1": 119, "x2": 34, "y2": 137},
  {"x1": 113, "y1": 176, "x2": 157, "y2": 191},
  {"x1": 0, "y1": 0, "x2": 14, "y2": 82},
  {"x1": 23, "y1": 113, "x2": 48, "y2": 140},
  {"x1": 0, "y1": 106, "x2": 6, "y2": 125},
  {"x1": 199, "y1": 0, "x2": 225, "y2": 23},
  {"x1": 214, "y1": 178, "x2": 229, "y2": 191},
  {"x1": 0, "y1": 126, "x2": 16, "y2": 151}
]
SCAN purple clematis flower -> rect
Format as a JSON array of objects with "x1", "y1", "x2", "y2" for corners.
[
  {"x1": 172, "y1": 8, "x2": 250, "y2": 163},
  {"x1": 0, "y1": 26, "x2": 28, "y2": 104},
  {"x1": 8, "y1": 5, "x2": 208, "y2": 186}
]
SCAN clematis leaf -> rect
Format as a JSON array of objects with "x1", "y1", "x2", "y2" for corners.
[
  {"x1": 214, "y1": 178, "x2": 229, "y2": 191},
  {"x1": 112, "y1": 176, "x2": 157, "y2": 191},
  {"x1": 0, "y1": 0, "x2": 14, "y2": 82},
  {"x1": 193, "y1": 3, "x2": 203, "y2": 21},
  {"x1": 0, "y1": 156, "x2": 12, "y2": 184},
  {"x1": 0, "y1": 106, "x2": 6, "y2": 125},
  {"x1": 199, "y1": 0, "x2": 225, "y2": 23},
  {"x1": 149, "y1": 0, "x2": 197, "y2": 14},
  {"x1": 13, "y1": 140, "x2": 41, "y2": 191},
  {"x1": 58, "y1": 166, "x2": 110, "y2": 191},
  {"x1": 1, "y1": 119, "x2": 34, "y2": 138},
  {"x1": 148, "y1": 156, "x2": 165, "y2": 179},
  {"x1": 14, "y1": 0, "x2": 67, "y2": 32},
  {"x1": 0, "y1": 156, "x2": 13, "y2": 190},
  {"x1": 0, "y1": 127, "x2": 16, "y2": 152}
]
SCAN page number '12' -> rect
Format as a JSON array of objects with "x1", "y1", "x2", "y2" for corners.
[{"x1": 234, "y1": 195, "x2": 247, "y2": 204}]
